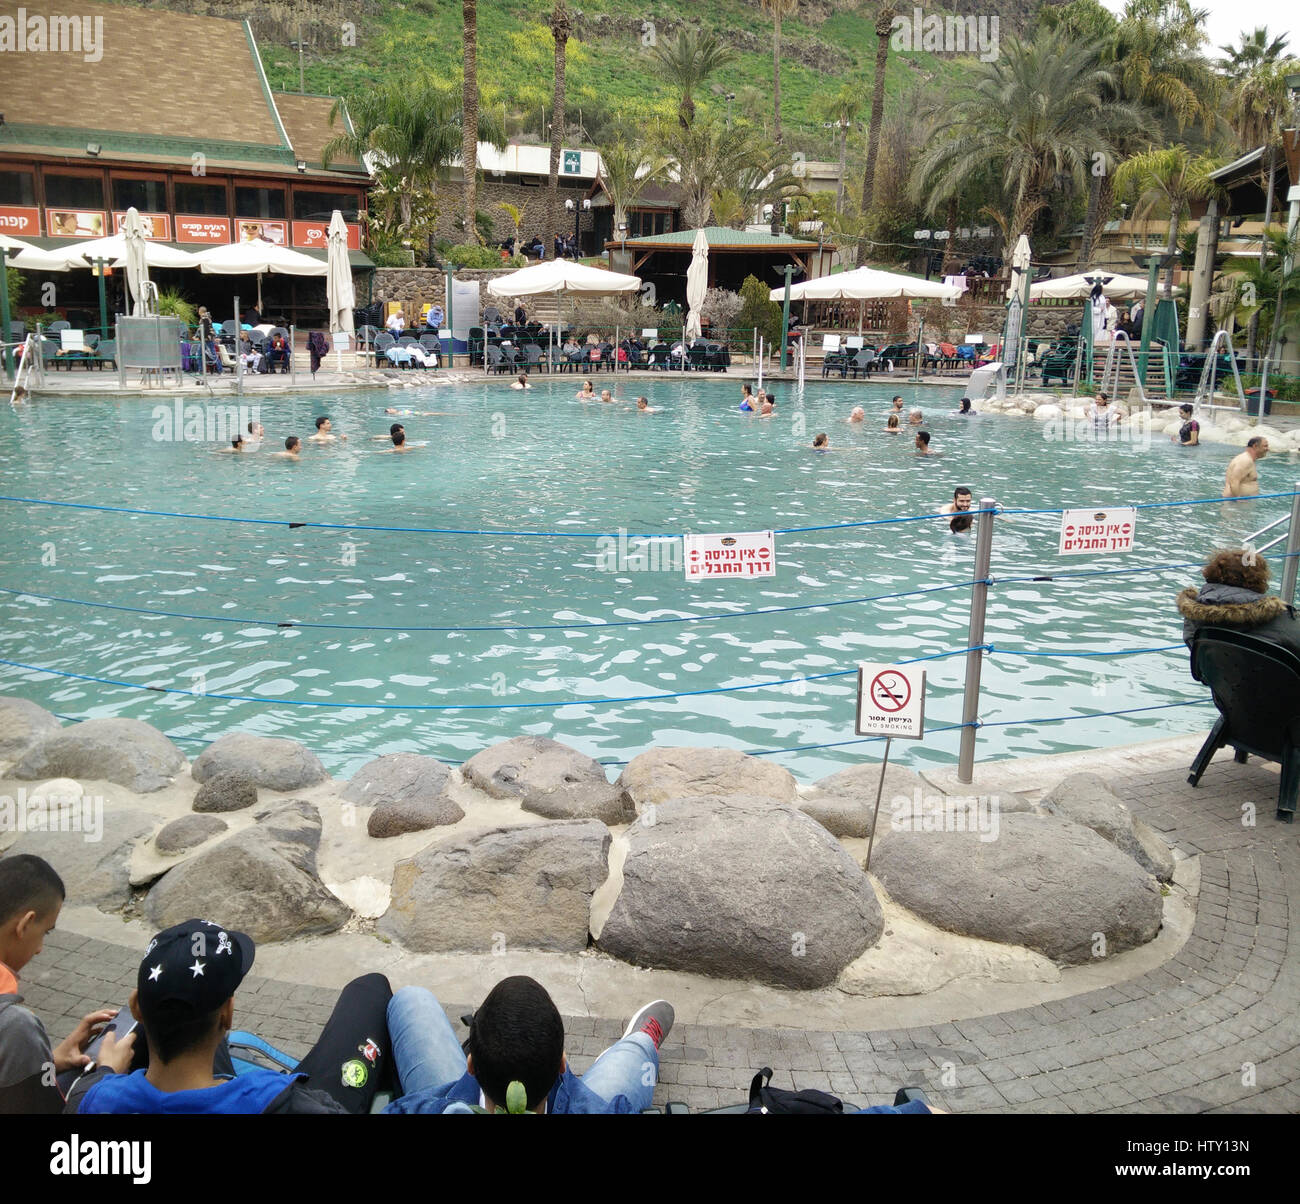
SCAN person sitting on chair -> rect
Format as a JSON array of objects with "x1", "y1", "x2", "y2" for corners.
[{"x1": 1176, "y1": 548, "x2": 1300, "y2": 658}]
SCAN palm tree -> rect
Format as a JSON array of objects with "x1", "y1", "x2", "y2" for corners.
[
  {"x1": 817, "y1": 82, "x2": 862, "y2": 214},
  {"x1": 596, "y1": 136, "x2": 668, "y2": 231},
  {"x1": 1225, "y1": 60, "x2": 1300, "y2": 251},
  {"x1": 1113, "y1": 146, "x2": 1221, "y2": 294},
  {"x1": 666, "y1": 116, "x2": 801, "y2": 229},
  {"x1": 858, "y1": 5, "x2": 896, "y2": 262},
  {"x1": 497, "y1": 201, "x2": 526, "y2": 248},
  {"x1": 323, "y1": 79, "x2": 506, "y2": 235},
  {"x1": 547, "y1": 3, "x2": 573, "y2": 244},
  {"x1": 910, "y1": 26, "x2": 1144, "y2": 264},
  {"x1": 1218, "y1": 26, "x2": 1291, "y2": 78},
  {"x1": 462, "y1": 0, "x2": 480, "y2": 240},
  {"x1": 650, "y1": 27, "x2": 737, "y2": 130},
  {"x1": 760, "y1": 0, "x2": 799, "y2": 144}
]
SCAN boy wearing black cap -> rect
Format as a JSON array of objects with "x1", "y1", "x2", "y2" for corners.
[{"x1": 67, "y1": 919, "x2": 394, "y2": 1115}]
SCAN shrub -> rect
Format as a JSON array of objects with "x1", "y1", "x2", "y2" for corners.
[
  {"x1": 700, "y1": 287, "x2": 742, "y2": 332},
  {"x1": 737, "y1": 274, "x2": 782, "y2": 346}
]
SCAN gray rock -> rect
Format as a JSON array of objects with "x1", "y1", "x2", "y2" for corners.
[
  {"x1": 12, "y1": 718, "x2": 185, "y2": 793},
  {"x1": 379, "y1": 820, "x2": 610, "y2": 953},
  {"x1": 145, "y1": 800, "x2": 349, "y2": 941},
  {"x1": 597, "y1": 797, "x2": 882, "y2": 988},
  {"x1": 617, "y1": 747, "x2": 797, "y2": 814},
  {"x1": 193, "y1": 774, "x2": 259, "y2": 813},
  {"x1": 155, "y1": 814, "x2": 228, "y2": 854},
  {"x1": 1039, "y1": 772, "x2": 1175, "y2": 881},
  {"x1": 871, "y1": 812, "x2": 1163, "y2": 964},
  {"x1": 191, "y1": 732, "x2": 328, "y2": 792},
  {"x1": 4, "y1": 806, "x2": 155, "y2": 909},
  {"x1": 0, "y1": 698, "x2": 62, "y2": 760},
  {"x1": 341, "y1": 753, "x2": 464, "y2": 837},
  {"x1": 462, "y1": 737, "x2": 628, "y2": 824}
]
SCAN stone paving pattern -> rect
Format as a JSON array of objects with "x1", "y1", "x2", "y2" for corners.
[{"x1": 20, "y1": 741, "x2": 1299, "y2": 1113}]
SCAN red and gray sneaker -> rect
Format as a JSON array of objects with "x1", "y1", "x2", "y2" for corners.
[{"x1": 623, "y1": 999, "x2": 674, "y2": 1050}]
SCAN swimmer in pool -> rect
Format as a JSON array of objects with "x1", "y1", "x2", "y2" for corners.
[
  {"x1": 915, "y1": 430, "x2": 935, "y2": 456},
  {"x1": 1224, "y1": 437, "x2": 1268, "y2": 498},
  {"x1": 939, "y1": 486, "x2": 974, "y2": 533},
  {"x1": 759, "y1": 400, "x2": 774, "y2": 417},
  {"x1": 576, "y1": 379, "x2": 595, "y2": 400},
  {"x1": 890, "y1": 396, "x2": 905, "y2": 417},
  {"x1": 379, "y1": 429, "x2": 415, "y2": 453},
  {"x1": 884, "y1": 413, "x2": 901, "y2": 434},
  {"x1": 246, "y1": 420, "x2": 265, "y2": 443},
  {"x1": 739, "y1": 384, "x2": 755, "y2": 410},
  {"x1": 812, "y1": 432, "x2": 831, "y2": 451},
  {"x1": 271, "y1": 436, "x2": 302, "y2": 459},
  {"x1": 10, "y1": 387, "x2": 28, "y2": 405},
  {"x1": 373, "y1": 422, "x2": 405, "y2": 442},
  {"x1": 308, "y1": 416, "x2": 347, "y2": 442},
  {"x1": 847, "y1": 407, "x2": 865, "y2": 424},
  {"x1": 908, "y1": 408, "x2": 924, "y2": 425},
  {"x1": 214, "y1": 435, "x2": 252, "y2": 454},
  {"x1": 952, "y1": 398, "x2": 976, "y2": 416},
  {"x1": 511, "y1": 372, "x2": 531, "y2": 390},
  {"x1": 600, "y1": 389, "x2": 613, "y2": 403},
  {"x1": 385, "y1": 408, "x2": 458, "y2": 417},
  {"x1": 1173, "y1": 403, "x2": 1199, "y2": 446},
  {"x1": 636, "y1": 397, "x2": 659, "y2": 413}
]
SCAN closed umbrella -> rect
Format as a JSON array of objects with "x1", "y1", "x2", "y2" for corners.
[
  {"x1": 122, "y1": 207, "x2": 152, "y2": 316},
  {"x1": 685, "y1": 227, "x2": 709, "y2": 341},
  {"x1": 326, "y1": 211, "x2": 355, "y2": 372},
  {"x1": 1003, "y1": 234, "x2": 1031, "y2": 378}
]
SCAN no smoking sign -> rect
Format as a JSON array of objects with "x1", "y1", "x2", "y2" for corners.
[{"x1": 857, "y1": 663, "x2": 926, "y2": 739}]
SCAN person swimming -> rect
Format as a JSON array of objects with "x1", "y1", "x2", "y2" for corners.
[
  {"x1": 600, "y1": 389, "x2": 613, "y2": 403},
  {"x1": 214, "y1": 435, "x2": 251, "y2": 454},
  {"x1": 915, "y1": 430, "x2": 935, "y2": 455},
  {"x1": 848, "y1": 407, "x2": 865, "y2": 423},
  {"x1": 636, "y1": 397, "x2": 659, "y2": 413},
  {"x1": 373, "y1": 422, "x2": 405, "y2": 442},
  {"x1": 884, "y1": 413, "x2": 900, "y2": 434},
  {"x1": 940, "y1": 486, "x2": 974, "y2": 533},
  {"x1": 271, "y1": 436, "x2": 302, "y2": 459},
  {"x1": 908, "y1": 408, "x2": 924, "y2": 425},
  {"x1": 812, "y1": 432, "x2": 830, "y2": 451},
  {"x1": 511, "y1": 372, "x2": 531, "y2": 390},
  {"x1": 381, "y1": 429, "x2": 414, "y2": 453},
  {"x1": 576, "y1": 379, "x2": 595, "y2": 399},
  {"x1": 739, "y1": 384, "x2": 755, "y2": 411},
  {"x1": 952, "y1": 398, "x2": 976, "y2": 416},
  {"x1": 308, "y1": 416, "x2": 347, "y2": 442}
]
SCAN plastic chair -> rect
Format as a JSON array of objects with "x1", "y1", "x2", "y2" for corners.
[
  {"x1": 92, "y1": 338, "x2": 116, "y2": 370},
  {"x1": 1188, "y1": 627, "x2": 1300, "y2": 821}
]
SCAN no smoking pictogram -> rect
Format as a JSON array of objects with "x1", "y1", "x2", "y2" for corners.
[{"x1": 870, "y1": 671, "x2": 910, "y2": 713}]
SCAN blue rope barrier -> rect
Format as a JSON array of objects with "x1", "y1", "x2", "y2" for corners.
[
  {"x1": 0, "y1": 645, "x2": 980, "y2": 712},
  {"x1": 0, "y1": 493, "x2": 997, "y2": 539},
  {"x1": 0, "y1": 577, "x2": 983, "y2": 634},
  {"x1": 988, "y1": 643, "x2": 1186, "y2": 658},
  {"x1": 998, "y1": 489, "x2": 1300, "y2": 518},
  {"x1": 992, "y1": 559, "x2": 1206, "y2": 585}
]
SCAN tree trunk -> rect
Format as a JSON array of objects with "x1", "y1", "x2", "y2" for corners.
[
  {"x1": 1260, "y1": 145, "x2": 1277, "y2": 269},
  {"x1": 1164, "y1": 206, "x2": 1180, "y2": 296},
  {"x1": 837, "y1": 122, "x2": 847, "y2": 214},
  {"x1": 548, "y1": 4, "x2": 571, "y2": 246},
  {"x1": 857, "y1": 7, "x2": 894, "y2": 264},
  {"x1": 461, "y1": 0, "x2": 479, "y2": 242},
  {"x1": 1079, "y1": 173, "x2": 1101, "y2": 268},
  {"x1": 772, "y1": 13, "x2": 782, "y2": 144}
]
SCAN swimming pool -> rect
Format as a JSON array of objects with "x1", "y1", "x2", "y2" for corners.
[{"x1": 1, "y1": 378, "x2": 1292, "y2": 781}]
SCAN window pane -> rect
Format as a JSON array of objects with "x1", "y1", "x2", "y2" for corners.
[
  {"x1": 44, "y1": 174, "x2": 104, "y2": 209},
  {"x1": 293, "y1": 190, "x2": 359, "y2": 221},
  {"x1": 174, "y1": 181, "x2": 228, "y2": 216},
  {"x1": 234, "y1": 187, "x2": 285, "y2": 219},
  {"x1": 0, "y1": 170, "x2": 36, "y2": 207},
  {"x1": 112, "y1": 178, "x2": 167, "y2": 212}
]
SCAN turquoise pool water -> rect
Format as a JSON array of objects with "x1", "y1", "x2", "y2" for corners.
[{"x1": 1, "y1": 377, "x2": 1293, "y2": 781}]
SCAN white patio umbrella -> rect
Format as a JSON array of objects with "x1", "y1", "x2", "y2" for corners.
[
  {"x1": 192, "y1": 239, "x2": 327, "y2": 310},
  {"x1": 122, "y1": 207, "x2": 152, "y2": 316},
  {"x1": 326, "y1": 211, "x2": 355, "y2": 372},
  {"x1": 768, "y1": 266, "x2": 963, "y2": 302},
  {"x1": 55, "y1": 234, "x2": 199, "y2": 271},
  {"x1": 684, "y1": 227, "x2": 709, "y2": 341},
  {"x1": 1029, "y1": 270, "x2": 1178, "y2": 300}
]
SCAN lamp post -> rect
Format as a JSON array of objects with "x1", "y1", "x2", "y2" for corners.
[
  {"x1": 290, "y1": 23, "x2": 307, "y2": 94},
  {"x1": 565, "y1": 196, "x2": 591, "y2": 257},
  {"x1": 778, "y1": 263, "x2": 793, "y2": 371},
  {"x1": 725, "y1": 92, "x2": 736, "y2": 128},
  {"x1": 1131, "y1": 251, "x2": 1177, "y2": 388}
]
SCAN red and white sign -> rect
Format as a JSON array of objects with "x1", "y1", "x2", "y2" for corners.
[
  {"x1": 47, "y1": 209, "x2": 107, "y2": 238},
  {"x1": 292, "y1": 220, "x2": 361, "y2": 250},
  {"x1": 112, "y1": 211, "x2": 172, "y2": 240},
  {"x1": 683, "y1": 530, "x2": 776, "y2": 581},
  {"x1": 856, "y1": 664, "x2": 926, "y2": 739},
  {"x1": 0, "y1": 207, "x2": 41, "y2": 237},
  {"x1": 1059, "y1": 507, "x2": 1136, "y2": 556},
  {"x1": 235, "y1": 219, "x2": 287, "y2": 245},
  {"x1": 176, "y1": 215, "x2": 231, "y2": 244}
]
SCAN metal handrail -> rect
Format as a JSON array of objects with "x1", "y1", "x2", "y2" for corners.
[{"x1": 1193, "y1": 329, "x2": 1248, "y2": 412}]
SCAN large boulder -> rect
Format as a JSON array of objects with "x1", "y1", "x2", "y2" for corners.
[
  {"x1": 0, "y1": 698, "x2": 62, "y2": 760},
  {"x1": 192, "y1": 774, "x2": 259, "y2": 813},
  {"x1": 462, "y1": 737, "x2": 628, "y2": 824},
  {"x1": 1039, "y1": 772, "x2": 1175, "y2": 881},
  {"x1": 342, "y1": 753, "x2": 464, "y2": 837},
  {"x1": 155, "y1": 814, "x2": 228, "y2": 854},
  {"x1": 12, "y1": 718, "x2": 184, "y2": 793},
  {"x1": 799, "y1": 761, "x2": 930, "y2": 838},
  {"x1": 871, "y1": 812, "x2": 1163, "y2": 964},
  {"x1": 380, "y1": 820, "x2": 610, "y2": 953},
  {"x1": 191, "y1": 732, "x2": 328, "y2": 792},
  {"x1": 617, "y1": 747, "x2": 797, "y2": 814},
  {"x1": 3, "y1": 802, "x2": 155, "y2": 910},
  {"x1": 596, "y1": 796, "x2": 883, "y2": 988},
  {"x1": 145, "y1": 800, "x2": 349, "y2": 941}
]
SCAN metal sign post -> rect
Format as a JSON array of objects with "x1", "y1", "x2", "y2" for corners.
[
  {"x1": 957, "y1": 497, "x2": 997, "y2": 783},
  {"x1": 856, "y1": 662, "x2": 926, "y2": 870}
]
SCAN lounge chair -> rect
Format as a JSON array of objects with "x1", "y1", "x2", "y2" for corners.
[
  {"x1": 821, "y1": 335, "x2": 848, "y2": 378},
  {"x1": 1187, "y1": 627, "x2": 1300, "y2": 821},
  {"x1": 847, "y1": 349, "x2": 878, "y2": 378}
]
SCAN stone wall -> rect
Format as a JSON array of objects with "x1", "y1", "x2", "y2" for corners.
[
  {"x1": 910, "y1": 300, "x2": 1084, "y2": 345},
  {"x1": 434, "y1": 180, "x2": 595, "y2": 246}
]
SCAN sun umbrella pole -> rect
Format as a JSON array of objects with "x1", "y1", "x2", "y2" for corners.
[
  {"x1": 95, "y1": 258, "x2": 108, "y2": 342},
  {"x1": 234, "y1": 294, "x2": 243, "y2": 398},
  {"x1": 0, "y1": 247, "x2": 12, "y2": 378}
]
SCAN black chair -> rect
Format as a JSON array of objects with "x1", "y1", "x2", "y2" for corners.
[
  {"x1": 686, "y1": 340, "x2": 709, "y2": 371},
  {"x1": 649, "y1": 343, "x2": 671, "y2": 370},
  {"x1": 1187, "y1": 627, "x2": 1300, "y2": 821},
  {"x1": 485, "y1": 345, "x2": 510, "y2": 374},
  {"x1": 523, "y1": 343, "x2": 543, "y2": 372}
]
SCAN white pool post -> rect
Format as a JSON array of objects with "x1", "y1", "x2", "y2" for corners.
[
  {"x1": 1282, "y1": 483, "x2": 1300, "y2": 606},
  {"x1": 957, "y1": 497, "x2": 997, "y2": 784}
]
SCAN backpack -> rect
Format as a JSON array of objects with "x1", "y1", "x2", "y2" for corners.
[{"x1": 746, "y1": 1067, "x2": 843, "y2": 1115}]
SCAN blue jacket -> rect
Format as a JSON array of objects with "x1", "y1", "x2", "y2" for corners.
[{"x1": 385, "y1": 1066, "x2": 638, "y2": 1115}]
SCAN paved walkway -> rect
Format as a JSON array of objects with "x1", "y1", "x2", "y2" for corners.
[{"x1": 19, "y1": 737, "x2": 1299, "y2": 1113}]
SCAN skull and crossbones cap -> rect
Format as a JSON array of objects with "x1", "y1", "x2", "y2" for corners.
[{"x1": 137, "y1": 918, "x2": 256, "y2": 1016}]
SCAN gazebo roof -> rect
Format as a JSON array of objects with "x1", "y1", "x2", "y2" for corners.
[{"x1": 608, "y1": 226, "x2": 830, "y2": 251}]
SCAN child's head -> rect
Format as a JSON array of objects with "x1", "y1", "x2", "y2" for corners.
[
  {"x1": 0, "y1": 855, "x2": 66, "y2": 973},
  {"x1": 466, "y1": 976, "x2": 565, "y2": 1112},
  {"x1": 813, "y1": 432, "x2": 828, "y2": 448},
  {"x1": 130, "y1": 919, "x2": 255, "y2": 1064}
]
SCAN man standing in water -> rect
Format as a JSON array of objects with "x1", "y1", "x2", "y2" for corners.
[
  {"x1": 1224, "y1": 437, "x2": 1268, "y2": 498},
  {"x1": 939, "y1": 486, "x2": 974, "y2": 533}
]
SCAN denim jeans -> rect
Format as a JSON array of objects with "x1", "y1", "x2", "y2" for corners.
[{"x1": 387, "y1": 986, "x2": 657, "y2": 1111}]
